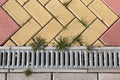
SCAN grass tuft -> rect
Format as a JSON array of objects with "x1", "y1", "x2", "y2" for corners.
[
  {"x1": 30, "y1": 37, "x2": 47, "y2": 51},
  {"x1": 55, "y1": 36, "x2": 70, "y2": 50},
  {"x1": 62, "y1": 26, "x2": 68, "y2": 30},
  {"x1": 72, "y1": 35, "x2": 84, "y2": 46},
  {"x1": 62, "y1": 1, "x2": 70, "y2": 8},
  {"x1": 86, "y1": 45, "x2": 94, "y2": 51},
  {"x1": 79, "y1": 18, "x2": 88, "y2": 28},
  {"x1": 24, "y1": 69, "x2": 32, "y2": 77}
]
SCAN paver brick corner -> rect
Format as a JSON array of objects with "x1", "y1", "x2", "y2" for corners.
[
  {"x1": 102, "y1": 0, "x2": 120, "y2": 15},
  {"x1": 0, "y1": 7, "x2": 19, "y2": 45},
  {"x1": 11, "y1": 18, "x2": 41, "y2": 45},
  {"x1": 3, "y1": 0, "x2": 31, "y2": 26},
  {"x1": 100, "y1": 19, "x2": 120, "y2": 46},
  {"x1": 0, "y1": 0, "x2": 6, "y2": 6},
  {"x1": 89, "y1": 0, "x2": 118, "y2": 27}
]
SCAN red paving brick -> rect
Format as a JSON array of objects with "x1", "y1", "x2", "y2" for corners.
[
  {"x1": 102, "y1": 0, "x2": 120, "y2": 15},
  {"x1": 0, "y1": 0, "x2": 6, "y2": 6},
  {"x1": 0, "y1": 8, "x2": 19, "y2": 45},
  {"x1": 100, "y1": 19, "x2": 120, "y2": 46}
]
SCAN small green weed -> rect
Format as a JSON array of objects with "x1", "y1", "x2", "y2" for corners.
[
  {"x1": 55, "y1": 36, "x2": 70, "y2": 50},
  {"x1": 30, "y1": 37, "x2": 47, "y2": 51},
  {"x1": 72, "y1": 35, "x2": 84, "y2": 46},
  {"x1": 62, "y1": 1, "x2": 70, "y2": 8},
  {"x1": 24, "y1": 69, "x2": 32, "y2": 77},
  {"x1": 62, "y1": 26, "x2": 68, "y2": 30},
  {"x1": 79, "y1": 18, "x2": 88, "y2": 28},
  {"x1": 86, "y1": 45, "x2": 93, "y2": 51}
]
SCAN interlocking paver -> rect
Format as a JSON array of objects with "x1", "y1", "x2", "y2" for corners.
[
  {"x1": 0, "y1": 74, "x2": 5, "y2": 80},
  {"x1": 100, "y1": 19, "x2": 120, "y2": 46},
  {"x1": 3, "y1": 0, "x2": 30, "y2": 26},
  {"x1": 26, "y1": 39, "x2": 34, "y2": 46},
  {"x1": 54, "y1": 73, "x2": 97, "y2": 80},
  {"x1": 36, "y1": 19, "x2": 62, "y2": 43},
  {"x1": 17, "y1": 0, "x2": 28, "y2": 5},
  {"x1": 89, "y1": 0, "x2": 118, "y2": 27},
  {"x1": 38, "y1": 0, "x2": 49, "y2": 5},
  {"x1": 99, "y1": 73, "x2": 120, "y2": 80},
  {"x1": 4, "y1": 40, "x2": 16, "y2": 46},
  {"x1": 0, "y1": 0, "x2": 6, "y2": 6},
  {"x1": 81, "y1": 0, "x2": 93, "y2": 5},
  {"x1": 102, "y1": 0, "x2": 120, "y2": 15},
  {"x1": 93, "y1": 40, "x2": 104, "y2": 46},
  {"x1": 7, "y1": 73, "x2": 51, "y2": 80},
  {"x1": 60, "y1": 0, "x2": 71, "y2": 3},
  {"x1": 0, "y1": 8, "x2": 19, "y2": 45},
  {"x1": 11, "y1": 19, "x2": 41, "y2": 45},
  {"x1": 68, "y1": 0, "x2": 96, "y2": 25},
  {"x1": 1, "y1": 0, "x2": 120, "y2": 46},
  {"x1": 46, "y1": 0, "x2": 74, "y2": 26},
  {"x1": 49, "y1": 40, "x2": 57, "y2": 46},
  {"x1": 57, "y1": 18, "x2": 85, "y2": 40},
  {"x1": 24, "y1": 0, "x2": 52, "y2": 27},
  {"x1": 81, "y1": 19, "x2": 107, "y2": 45}
]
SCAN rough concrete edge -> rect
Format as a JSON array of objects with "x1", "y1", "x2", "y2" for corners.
[
  {"x1": 88, "y1": 69, "x2": 120, "y2": 72},
  {"x1": 9, "y1": 69, "x2": 87, "y2": 72},
  {"x1": 0, "y1": 69, "x2": 9, "y2": 72}
]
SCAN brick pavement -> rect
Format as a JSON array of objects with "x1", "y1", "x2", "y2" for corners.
[{"x1": 0, "y1": 0, "x2": 120, "y2": 46}]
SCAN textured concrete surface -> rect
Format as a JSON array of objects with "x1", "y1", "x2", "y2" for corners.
[
  {"x1": 53, "y1": 73, "x2": 97, "y2": 80},
  {"x1": 7, "y1": 73, "x2": 51, "y2": 80},
  {"x1": 99, "y1": 73, "x2": 120, "y2": 80},
  {"x1": 0, "y1": 73, "x2": 5, "y2": 80},
  {"x1": 0, "y1": 69, "x2": 120, "y2": 80}
]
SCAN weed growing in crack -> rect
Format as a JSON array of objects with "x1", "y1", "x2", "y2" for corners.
[
  {"x1": 24, "y1": 69, "x2": 32, "y2": 77},
  {"x1": 62, "y1": 1, "x2": 70, "y2": 8},
  {"x1": 62, "y1": 26, "x2": 68, "y2": 30},
  {"x1": 55, "y1": 36, "x2": 70, "y2": 50},
  {"x1": 30, "y1": 37, "x2": 47, "y2": 51},
  {"x1": 72, "y1": 35, "x2": 84, "y2": 46},
  {"x1": 79, "y1": 18, "x2": 88, "y2": 28}
]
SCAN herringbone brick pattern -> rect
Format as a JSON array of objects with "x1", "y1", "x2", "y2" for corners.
[{"x1": 0, "y1": 0, "x2": 120, "y2": 46}]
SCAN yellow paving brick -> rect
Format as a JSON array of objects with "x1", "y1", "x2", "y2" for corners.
[
  {"x1": 46, "y1": 0, "x2": 74, "y2": 26},
  {"x1": 24, "y1": 0, "x2": 52, "y2": 26},
  {"x1": 4, "y1": 40, "x2": 16, "y2": 46},
  {"x1": 93, "y1": 40, "x2": 104, "y2": 47},
  {"x1": 68, "y1": 0, "x2": 96, "y2": 24},
  {"x1": 36, "y1": 19, "x2": 62, "y2": 42},
  {"x1": 38, "y1": 0, "x2": 49, "y2": 5},
  {"x1": 11, "y1": 19, "x2": 41, "y2": 45},
  {"x1": 81, "y1": 19, "x2": 107, "y2": 45},
  {"x1": 17, "y1": 0, "x2": 28, "y2": 5},
  {"x1": 3, "y1": 0, "x2": 30, "y2": 26},
  {"x1": 60, "y1": 0, "x2": 71, "y2": 3},
  {"x1": 81, "y1": 0, "x2": 93, "y2": 5},
  {"x1": 89, "y1": 0, "x2": 118, "y2": 27},
  {"x1": 48, "y1": 40, "x2": 57, "y2": 46},
  {"x1": 57, "y1": 18, "x2": 85, "y2": 39},
  {"x1": 26, "y1": 39, "x2": 34, "y2": 46}
]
